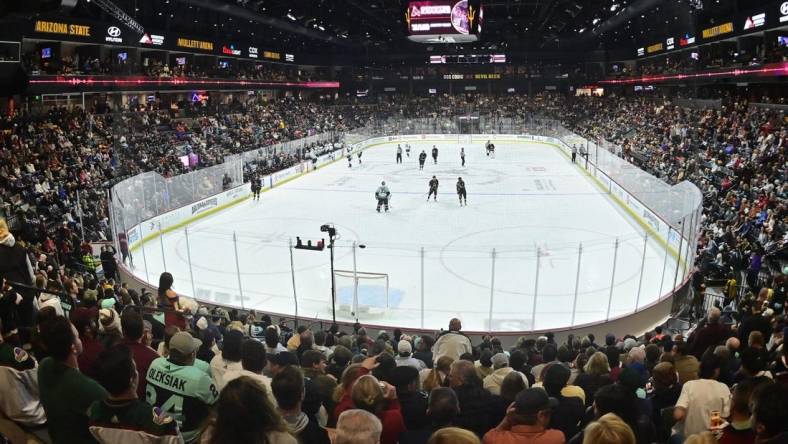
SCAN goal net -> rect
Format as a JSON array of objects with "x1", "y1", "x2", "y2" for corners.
[{"x1": 333, "y1": 269, "x2": 390, "y2": 317}]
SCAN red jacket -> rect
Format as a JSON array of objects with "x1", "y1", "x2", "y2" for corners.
[{"x1": 122, "y1": 338, "x2": 159, "y2": 399}]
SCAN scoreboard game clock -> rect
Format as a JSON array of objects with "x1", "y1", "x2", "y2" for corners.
[{"x1": 406, "y1": 0, "x2": 483, "y2": 43}]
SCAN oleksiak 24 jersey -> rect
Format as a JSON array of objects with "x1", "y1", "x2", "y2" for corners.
[{"x1": 145, "y1": 357, "x2": 218, "y2": 443}]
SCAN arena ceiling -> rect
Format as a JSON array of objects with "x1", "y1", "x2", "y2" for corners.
[{"x1": 52, "y1": 0, "x2": 780, "y2": 54}]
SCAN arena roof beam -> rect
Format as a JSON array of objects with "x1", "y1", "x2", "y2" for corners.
[{"x1": 173, "y1": 0, "x2": 358, "y2": 48}]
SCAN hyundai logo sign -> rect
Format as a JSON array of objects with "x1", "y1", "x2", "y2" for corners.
[{"x1": 105, "y1": 26, "x2": 123, "y2": 42}]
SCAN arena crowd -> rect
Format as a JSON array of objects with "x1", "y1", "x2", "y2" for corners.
[{"x1": 0, "y1": 90, "x2": 786, "y2": 444}]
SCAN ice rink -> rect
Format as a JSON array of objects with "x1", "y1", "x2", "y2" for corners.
[{"x1": 130, "y1": 139, "x2": 680, "y2": 332}]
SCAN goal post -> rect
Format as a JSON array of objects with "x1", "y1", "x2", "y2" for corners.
[{"x1": 333, "y1": 269, "x2": 390, "y2": 316}]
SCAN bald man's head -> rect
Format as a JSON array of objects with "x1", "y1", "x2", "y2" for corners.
[{"x1": 449, "y1": 318, "x2": 462, "y2": 331}]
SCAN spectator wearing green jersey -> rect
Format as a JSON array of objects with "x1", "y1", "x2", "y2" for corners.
[
  {"x1": 37, "y1": 316, "x2": 107, "y2": 444},
  {"x1": 146, "y1": 331, "x2": 218, "y2": 443},
  {"x1": 89, "y1": 345, "x2": 183, "y2": 444}
]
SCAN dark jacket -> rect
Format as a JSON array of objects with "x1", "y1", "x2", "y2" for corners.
[
  {"x1": 453, "y1": 383, "x2": 494, "y2": 437},
  {"x1": 549, "y1": 395, "x2": 585, "y2": 439},
  {"x1": 574, "y1": 373, "x2": 613, "y2": 407},
  {"x1": 689, "y1": 322, "x2": 730, "y2": 358},
  {"x1": 398, "y1": 390, "x2": 429, "y2": 430}
]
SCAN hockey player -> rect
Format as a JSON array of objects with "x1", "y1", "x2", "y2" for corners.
[
  {"x1": 375, "y1": 181, "x2": 390, "y2": 212},
  {"x1": 357, "y1": 150, "x2": 363, "y2": 164},
  {"x1": 460, "y1": 147, "x2": 466, "y2": 167},
  {"x1": 485, "y1": 140, "x2": 491, "y2": 156},
  {"x1": 431, "y1": 145, "x2": 439, "y2": 164},
  {"x1": 418, "y1": 150, "x2": 427, "y2": 170},
  {"x1": 487, "y1": 141, "x2": 496, "y2": 158},
  {"x1": 427, "y1": 176, "x2": 439, "y2": 201},
  {"x1": 347, "y1": 151, "x2": 353, "y2": 168},
  {"x1": 456, "y1": 177, "x2": 467, "y2": 206},
  {"x1": 251, "y1": 174, "x2": 262, "y2": 200},
  {"x1": 396, "y1": 145, "x2": 403, "y2": 164},
  {"x1": 405, "y1": 144, "x2": 411, "y2": 157},
  {"x1": 571, "y1": 144, "x2": 578, "y2": 163}
]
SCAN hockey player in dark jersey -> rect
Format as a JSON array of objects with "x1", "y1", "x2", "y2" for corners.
[
  {"x1": 457, "y1": 177, "x2": 467, "y2": 206},
  {"x1": 251, "y1": 175, "x2": 262, "y2": 200},
  {"x1": 427, "y1": 176, "x2": 439, "y2": 201},
  {"x1": 460, "y1": 147, "x2": 466, "y2": 167},
  {"x1": 418, "y1": 150, "x2": 427, "y2": 170},
  {"x1": 431, "y1": 145, "x2": 439, "y2": 164}
]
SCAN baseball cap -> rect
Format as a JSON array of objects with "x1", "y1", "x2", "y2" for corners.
[
  {"x1": 514, "y1": 388, "x2": 559, "y2": 414},
  {"x1": 397, "y1": 340, "x2": 412, "y2": 354},
  {"x1": 270, "y1": 351, "x2": 300, "y2": 367},
  {"x1": 169, "y1": 331, "x2": 202, "y2": 355},
  {"x1": 491, "y1": 352, "x2": 509, "y2": 368}
]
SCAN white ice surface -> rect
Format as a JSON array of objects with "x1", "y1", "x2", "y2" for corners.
[{"x1": 131, "y1": 140, "x2": 680, "y2": 332}]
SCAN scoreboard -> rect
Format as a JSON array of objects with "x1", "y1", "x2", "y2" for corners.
[{"x1": 406, "y1": 0, "x2": 483, "y2": 43}]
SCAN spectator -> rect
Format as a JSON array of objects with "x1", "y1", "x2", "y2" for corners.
[
  {"x1": 271, "y1": 365, "x2": 330, "y2": 444},
  {"x1": 674, "y1": 354, "x2": 731, "y2": 437},
  {"x1": 582, "y1": 413, "x2": 636, "y2": 444},
  {"x1": 751, "y1": 383, "x2": 788, "y2": 444},
  {"x1": 37, "y1": 315, "x2": 107, "y2": 444},
  {"x1": 0, "y1": 316, "x2": 43, "y2": 427},
  {"x1": 146, "y1": 331, "x2": 218, "y2": 443},
  {"x1": 396, "y1": 339, "x2": 427, "y2": 371},
  {"x1": 121, "y1": 308, "x2": 160, "y2": 399},
  {"x1": 414, "y1": 335, "x2": 435, "y2": 369},
  {"x1": 401, "y1": 387, "x2": 460, "y2": 444},
  {"x1": 422, "y1": 356, "x2": 453, "y2": 391},
  {"x1": 301, "y1": 349, "x2": 338, "y2": 414},
  {"x1": 429, "y1": 427, "x2": 482, "y2": 444},
  {"x1": 718, "y1": 378, "x2": 761, "y2": 444},
  {"x1": 351, "y1": 374, "x2": 406, "y2": 444},
  {"x1": 433, "y1": 318, "x2": 472, "y2": 362},
  {"x1": 327, "y1": 345, "x2": 353, "y2": 380},
  {"x1": 89, "y1": 345, "x2": 182, "y2": 443},
  {"x1": 482, "y1": 387, "x2": 564, "y2": 444},
  {"x1": 647, "y1": 362, "x2": 682, "y2": 439},
  {"x1": 391, "y1": 365, "x2": 429, "y2": 430},
  {"x1": 449, "y1": 359, "x2": 494, "y2": 437},
  {"x1": 158, "y1": 272, "x2": 186, "y2": 329},
  {"x1": 684, "y1": 432, "x2": 719, "y2": 444},
  {"x1": 574, "y1": 351, "x2": 613, "y2": 407},
  {"x1": 222, "y1": 338, "x2": 275, "y2": 406},
  {"x1": 737, "y1": 304, "x2": 773, "y2": 346},
  {"x1": 585, "y1": 383, "x2": 654, "y2": 444},
  {"x1": 689, "y1": 307, "x2": 729, "y2": 358},
  {"x1": 201, "y1": 376, "x2": 296, "y2": 444},
  {"x1": 333, "y1": 363, "x2": 369, "y2": 422},
  {"x1": 531, "y1": 344, "x2": 558, "y2": 383},
  {"x1": 484, "y1": 352, "x2": 529, "y2": 395},
  {"x1": 71, "y1": 308, "x2": 104, "y2": 379},
  {"x1": 0, "y1": 219, "x2": 35, "y2": 328},
  {"x1": 210, "y1": 329, "x2": 243, "y2": 391},
  {"x1": 335, "y1": 409, "x2": 383, "y2": 444},
  {"x1": 490, "y1": 370, "x2": 529, "y2": 428},
  {"x1": 265, "y1": 325, "x2": 287, "y2": 354},
  {"x1": 543, "y1": 363, "x2": 584, "y2": 440},
  {"x1": 476, "y1": 350, "x2": 495, "y2": 380},
  {"x1": 673, "y1": 342, "x2": 700, "y2": 384}
]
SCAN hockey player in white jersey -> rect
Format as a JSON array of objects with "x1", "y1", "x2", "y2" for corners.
[{"x1": 375, "y1": 181, "x2": 391, "y2": 212}]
